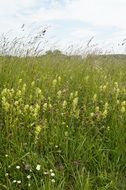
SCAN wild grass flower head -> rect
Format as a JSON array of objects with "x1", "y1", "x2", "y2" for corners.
[
  {"x1": 62, "y1": 100, "x2": 67, "y2": 109},
  {"x1": 72, "y1": 97, "x2": 78, "y2": 111},
  {"x1": 52, "y1": 79, "x2": 57, "y2": 88}
]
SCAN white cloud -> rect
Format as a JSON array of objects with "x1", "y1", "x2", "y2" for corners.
[
  {"x1": 71, "y1": 29, "x2": 98, "y2": 39},
  {"x1": 0, "y1": 0, "x2": 126, "y2": 53},
  {"x1": 0, "y1": 0, "x2": 126, "y2": 31},
  {"x1": 30, "y1": 0, "x2": 126, "y2": 29}
]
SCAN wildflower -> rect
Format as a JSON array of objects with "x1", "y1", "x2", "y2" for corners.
[
  {"x1": 36, "y1": 88, "x2": 42, "y2": 95},
  {"x1": 49, "y1": 103, "x2": 52, "y2": 108},
  {"x1": 34, "y1": 104, "x2": 40, "y2": 113},
  {"x1": 2, "y1": 96, "x2": 6, "y2": 103},
  {"x1": 117, "y1": 100, "x2": 120, "y2": 105},
  {"x1": 14, "y1": 101, "x2": 19, "y2": 106},
  {"x1": 27, "y1": 175, "x2": 31, "y2": 179},
  {"x1": 121, "y1": 106, "x2": 125, "y2": 113},
  {"x1": 29, "y1": 105, "x2": 34, "y2": 112},
  {"x1": 52, "y1": 79, "x2": 57, "y2": 88},
  {"x1": 17, "y1": 180, "x2": 21, "y2": 184},
  {"x1": 5, "y1": 154, "x2": 8, "y2": 157},
  {"x1": 51, "y1": 179, "x2": 55, "y2": 183},
  {"x1": 95, "y1": 106, "x2": 99, "y2": 112},
  {"x1": 10, "y1": 88, "x2": 15, "y2": 94},
  {"x1": 35, "y1": 125, "x2": 42, "y2": 134},
  {"x1": 1, "y1": 88, "x2": 8, "y2": 96},
  {"x1": 50, "y1": 169, "x2": 53, "y2": 173},
  {"x1": 24, "y1": 104, "x2": 29, "y2": 112},
  {"x1": 16, "y1": 166, "x2": 20, "y2": 170},
  {"x1": 102, "y1": 110, "x2": 108, "y2": 118},
  {"x1": 72, "y1": 97, "x2": 78, "y2": 111},
  {"x1": 12, "y1": 180, "x2": 17, "y2": 183},
  {"x1": 28, "y1": 183, "x2": 31, "y2": 187},
  {"x1": 121, "y1": 101, "x2": 126, "y2": 106},
  {"x1": 104, "y1": 102, "x2": 109, "y2": 110},
  {"x1": 43, "y1": 103, "x2": 47, "y2": 111},
  {"x1": 31, "y1": 81, "x2": 35, "y2": 86},
  {"x1": 70, "y1": 92, "x2": 74, "y2": 100},
  {"x1": 107, "y1": 126, "x2": 110, "y2": 130},
  {"x1": 16, "y1": 90, "x2": 22, "y2": 97},
  {"x1": 93, "y1": 94, "x2": 97, "y2": 102},
  {"x1": 50, "y1": 173, "x2": 55, "y2": 177},
  {"x1": 33, "y1": 112, "x2": 37, "y2": 118},
  {"x1": 43, "y1": 171, "x2": 48, "y2": 175},
  {"x1": 3, "y1": 102, "x2": 10, "y2": 112},
  {"x1": 114, "y1": 82, "x2": 118, "y2": 88},
  {"x1": 5, "y1": 173, "x2": 8, "y2": 177},
  {"x1": 22, "y1": 83, "x2": 26, "y2": 92},
  {"x1": 75, "y1": 91, "x2": 78, "y2": 97},
  {"x1": 57, "y1": 90, "x2": 62, "y2": 99},
  {"x1": 35, "y1": 125, "x2": 42, "y2": 143},
  {"x1": 36, "y1": 164, "x2": 41, "y2": 171},
  {"x1": 102, "y1": 85, "x2": 107, "y2": 91},
  {"x1": 62, "y1": 100, "x2": 67, "y2": 109},
  {"x1": 48, "y1": 97, "x2": 51, "y2": 101},
  {"x1": 19, "y1": 79, "x2": 22, "y2": 84},
  {"x1": 90, "y1": 112, "x2": 95, "y2": 117},
  {"x1": 58, "y1": 76, "x2": 61, "y2": 83},
  {"x1": 65, "y1": 131, "x2": 68, "y2": 137}
]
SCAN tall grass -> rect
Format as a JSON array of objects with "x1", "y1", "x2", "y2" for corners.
[{"x1": 0, "y1": 46, "x2": 126, "y2": 189}]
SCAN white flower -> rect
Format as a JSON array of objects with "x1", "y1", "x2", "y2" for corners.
[
  {"x1": 5, "y1": 154, "x2": 8, "y2": 157},
  {"x1": 5, "y1": 173, "x2": 8, "y2": 177},
  {"x1": 43, "y1": 171, "x2": 48, "y2": 175},
  {"x1": 28, "y1": 183, "x2": 31, "y2": 187},
  {"x1": 27, "y1": 175, "x2": 31, "y2": 179},
  {"x1": 50, "y1": 169, "x2": 53, "y2": 173},
  {"x1": 17, "y1": 180, "x2": 21, "y2": 184},
  {"x1": 51, "y1": 179, "x2": 55, "y2": 183},
  {"x1": 16, "y1": 166, "x2": 20, "y2": 170},
  {"x1": 36, "y1": 164, "x2": 41, "y2": 171},
  {"x1": 50, "y1": 173, "x2": 55, "y2": 177},
  {"x1": 12, "y1": 180, "x2": 17, "y2": 183}
]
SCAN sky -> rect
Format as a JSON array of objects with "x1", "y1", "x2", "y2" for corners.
[{"x1": 0, "y1": 0, "x2": 126, "y2": 54}]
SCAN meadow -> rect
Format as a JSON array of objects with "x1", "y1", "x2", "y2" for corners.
[{"x1": 0, "y1": 53, "x2": 126, "y2": 190}]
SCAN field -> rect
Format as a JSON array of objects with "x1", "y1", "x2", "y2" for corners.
[{"x1": 0, "y1": 54, "x2": 126, "y2": 190}]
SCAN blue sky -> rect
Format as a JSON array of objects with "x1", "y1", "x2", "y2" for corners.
[{"x1": 0, "y1": 0, "x2": 126, "y2": 53}]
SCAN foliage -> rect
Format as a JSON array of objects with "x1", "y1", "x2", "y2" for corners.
[{"x1": 0, "y1": 54, "x2": 126, "y2": 190}]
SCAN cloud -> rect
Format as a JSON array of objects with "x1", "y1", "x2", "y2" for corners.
[
  {"x1": 29, "y1": 0, "x2": 126, "y2": 29},
  {"x1": 0, "y1": 0, "x2": 126, "y2": 53},
  {"x1": 1, "y1": 0, "x2": 126, "y2": 31},
  {"x1": 71, "y1": 28, "x2": 98, "y2": 39}
]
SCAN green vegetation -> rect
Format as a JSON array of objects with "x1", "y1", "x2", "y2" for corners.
[{"x1": 0, "y1": 54, "x2": 126, "y2": 190}]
